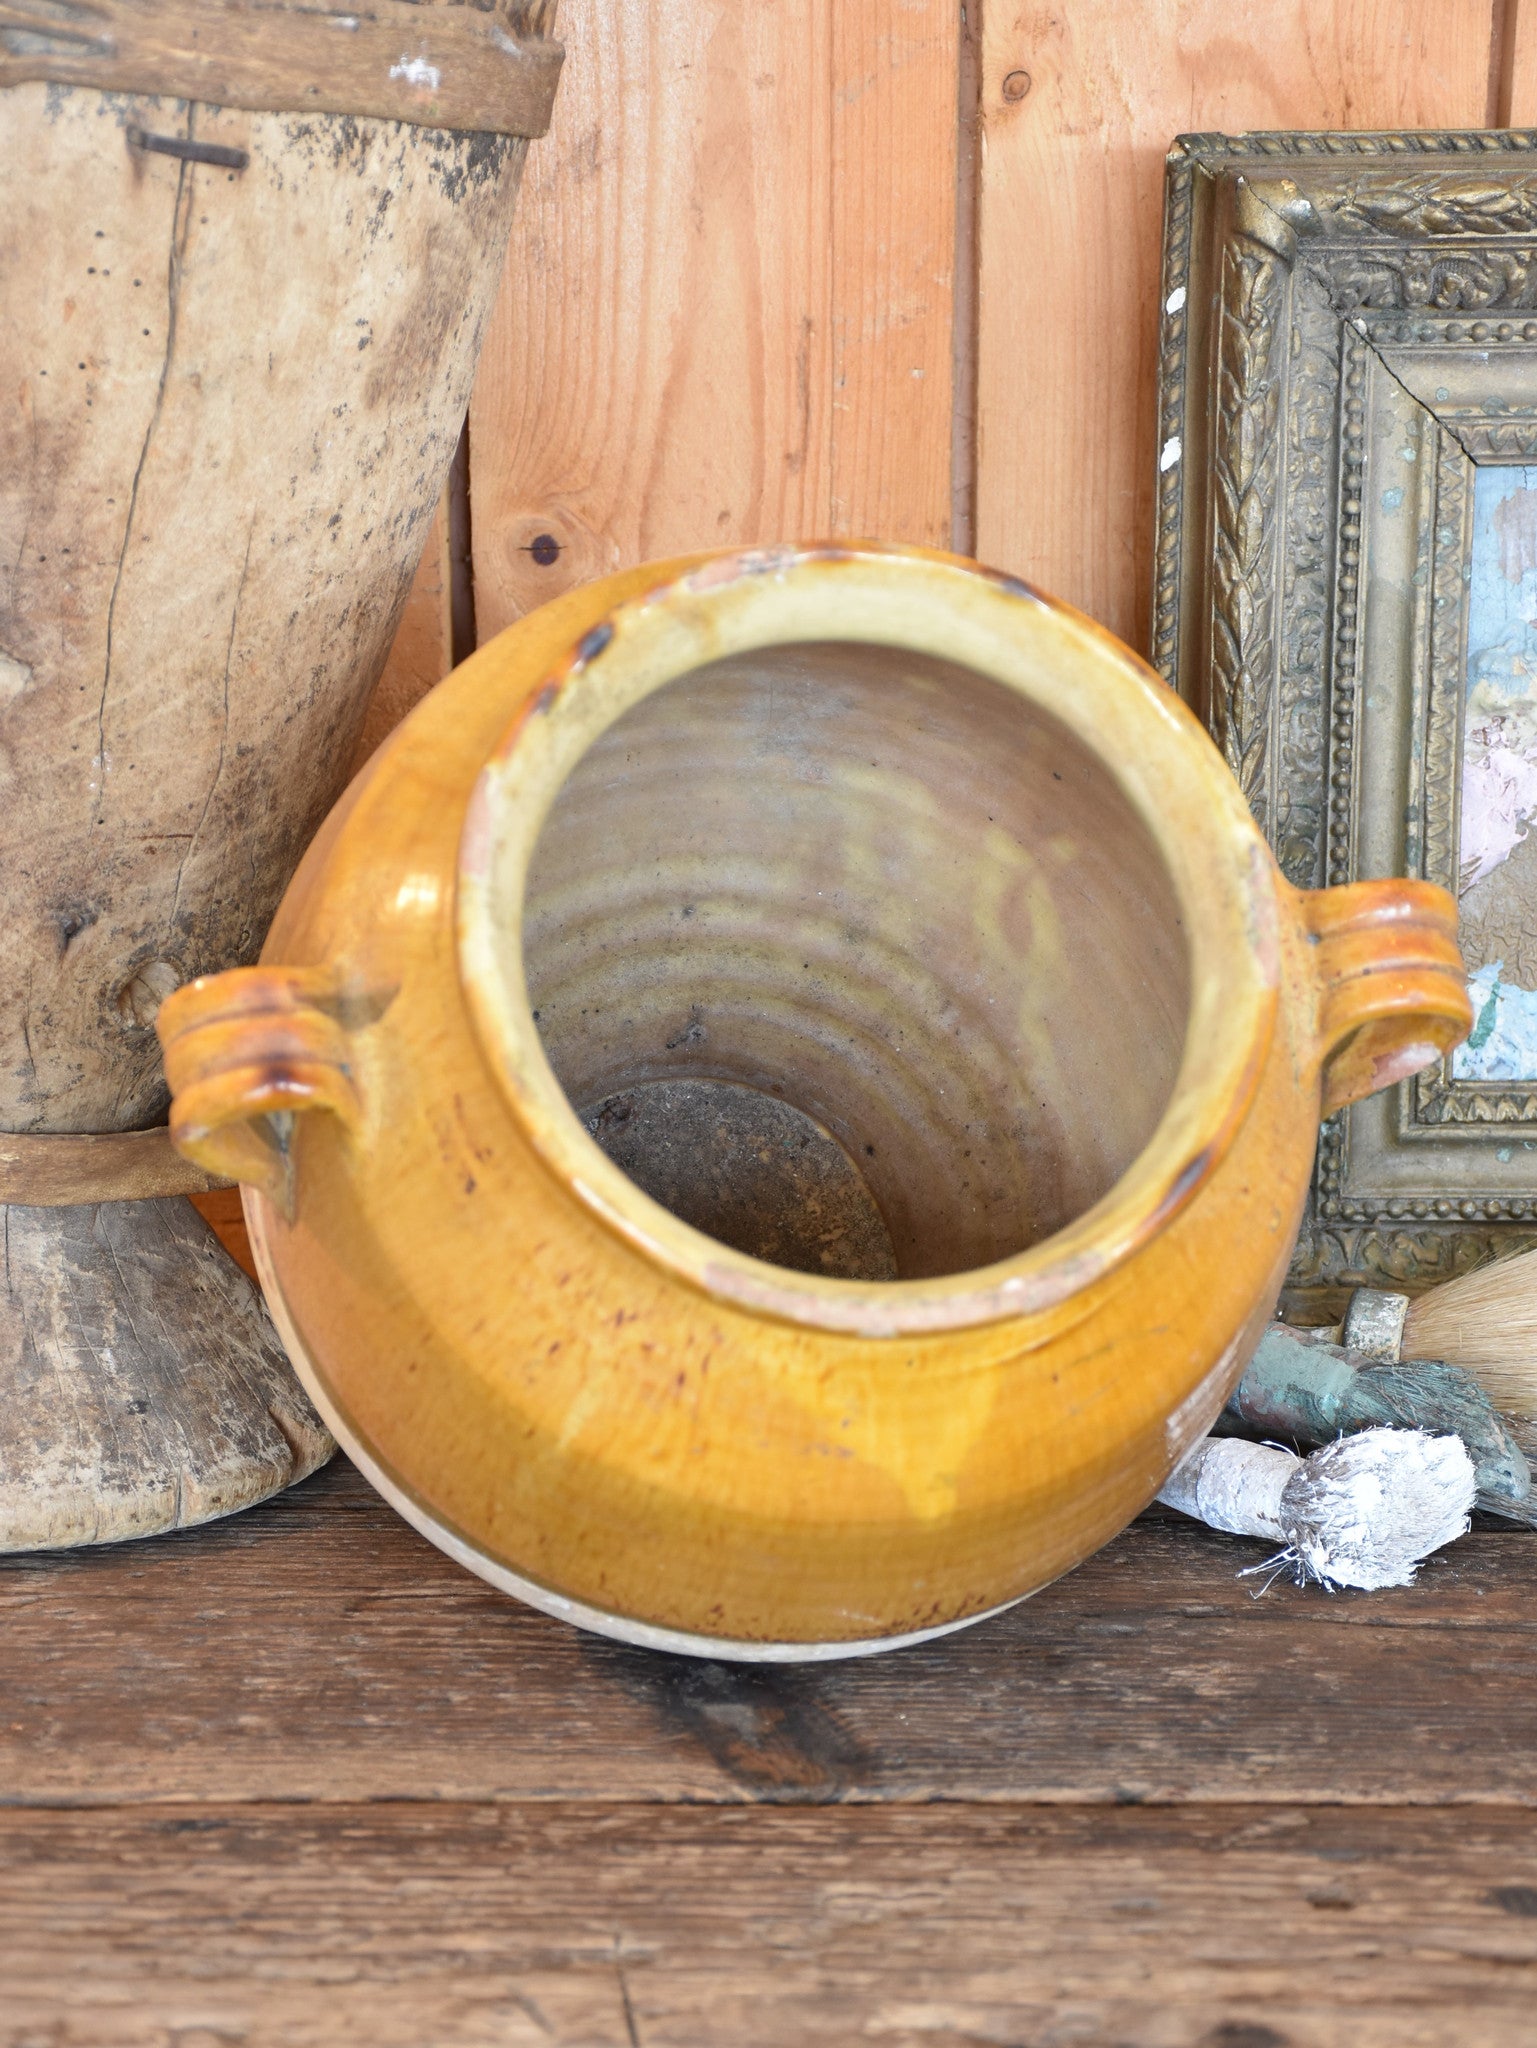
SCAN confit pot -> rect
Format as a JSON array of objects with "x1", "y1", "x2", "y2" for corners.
[{"x1": 156, "y1": 544, "x2": 1471, "y2": 1659}]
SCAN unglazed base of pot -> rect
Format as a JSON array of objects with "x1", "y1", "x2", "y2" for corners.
[
  {"x1": 246, "y1": 1189, "x2": 1023, "y2": 1662},
  {"x1": 582, "y1": 1077, "x2": 899, "y2": 1282}
]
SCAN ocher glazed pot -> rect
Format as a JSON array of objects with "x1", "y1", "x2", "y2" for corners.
[{"x1": 158, "y1": 546, "x2": 1470, "y2": 1658}]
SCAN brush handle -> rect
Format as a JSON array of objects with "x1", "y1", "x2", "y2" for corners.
[
  {"x1": 1294, "y1": 879, "x2": 1471, "y2": 1116},
  {"x1": 1159, "y1": 1437, "x2": 1295, "y2": 1540},
  {"x1": 1228, "y1": 1324, "x2": 1534, "y2": 1519},
  {"x1": 1341, "y1": 1289, "x2": 1410, "y2": 1359}
]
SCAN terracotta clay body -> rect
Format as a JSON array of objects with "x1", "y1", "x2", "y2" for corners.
[
  {"x1": 160, "y1": 546, "x2": 1470, "y2": 1655},
  {"x1": 0, "y1": 15, "x2": 556, "y2": 1546}
]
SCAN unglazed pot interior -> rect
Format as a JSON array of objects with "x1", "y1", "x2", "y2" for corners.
[
  {"x1": 518, "y1": 639, "x2": 1191, "y2": 1284},
  {"x1": 457, "y1": 554, "x2": 1278, "y2": 1339}
]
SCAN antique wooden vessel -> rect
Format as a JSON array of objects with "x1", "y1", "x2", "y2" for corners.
[
  {"x1": 0, "y1": 0, "x2": 562, "y2": 1547},
  {"x1": 159, "y1": 545, "x2": 1470, "y2": 1655}
]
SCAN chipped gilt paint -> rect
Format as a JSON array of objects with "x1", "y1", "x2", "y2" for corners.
[{"x1": 159, "y1": 546, "x2": 1471, "y2": 1658}]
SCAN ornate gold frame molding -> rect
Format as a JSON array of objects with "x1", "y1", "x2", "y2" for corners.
[{"x1": 1156, "y1": 131, "x2": 1537, "y2": 1291}]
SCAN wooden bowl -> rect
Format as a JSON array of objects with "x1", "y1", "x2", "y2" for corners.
[{"x1": 158, "y1": 545, "x2": 1470, "y2": 1658}]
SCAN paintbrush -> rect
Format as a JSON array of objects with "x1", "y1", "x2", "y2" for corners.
[
  {"x1": 1315, "y1": 1255, "x2": 1537, "y2": 1425},
  {"x1": 1222, "y1": 1323, "x2": 1534, "y2": 1522},
  {"x1": 1398, "y1": 1252, "x2": 1537, "y2": 1420},
  {"x1": 1221, "y1": 1327, "x2": 1532, "y2": 1523},
  {"x1": 1158, "y1": 1428, "x2": 1475, "y2": 1590}
]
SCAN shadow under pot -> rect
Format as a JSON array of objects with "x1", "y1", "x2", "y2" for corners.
[{"x1": 157, "y1": 544, "x2": 1471, "y2": 1660}]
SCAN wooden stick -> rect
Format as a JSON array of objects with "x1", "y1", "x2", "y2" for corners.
[{"x1": 0, "y1": 1127, "x2": 230, "y2": 1205}]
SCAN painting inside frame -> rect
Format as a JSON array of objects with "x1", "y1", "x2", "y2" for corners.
[{"x1": 1458, "y1": 464, "x2": 1537, "y2": 1083}]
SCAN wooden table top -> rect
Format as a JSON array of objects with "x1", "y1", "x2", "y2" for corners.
[{"x1": 5, "y1": 1457, "x2": 1535, "y2": 2045}]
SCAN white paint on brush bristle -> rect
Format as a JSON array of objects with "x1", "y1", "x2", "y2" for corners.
[
  {"x1": 1282, "y1": 1429, "x2": 1473, "y2": 1591},
  {"x1": 1158, "y1": 1428, "x2": 1474, "y2": 1591}
]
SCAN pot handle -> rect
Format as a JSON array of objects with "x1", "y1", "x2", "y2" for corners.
[
  {"x1": 1297, "y1": 879, "x2": 1472, "y2": 1117},
  {"x1": 156, "y1": 966, "x2": 364, "y2": 1218}
]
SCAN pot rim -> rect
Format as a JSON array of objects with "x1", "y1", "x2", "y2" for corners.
[{"x1": 456, "y1": 542, "x2": 1281, "y2": 1339}]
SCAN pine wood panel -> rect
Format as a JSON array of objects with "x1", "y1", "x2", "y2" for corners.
[
  {"x1": 975, "y1": 0, "x2": 1501, "y2": 654},
  {"x1": 466, "y1": 0, "x2": 960, "y2": 642},
  {"x1": 5, "y1": 1459, "x2": 1536, "y2": 1809},
  {"x1": 6, "y1": 1801, "x2": 1537, "y2": 2046},
  {"x1": 1506, "y1": 0, "x2": 1537, "y2": 120}
]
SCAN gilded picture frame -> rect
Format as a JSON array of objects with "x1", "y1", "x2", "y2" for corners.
[{"x1": 1155, "y1": 129, "x2": 1537, "y2": 1295}]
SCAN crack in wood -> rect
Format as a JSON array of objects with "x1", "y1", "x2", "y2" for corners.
[{"x1": 95, "y1": 126, "x2": 193, "y2": 832}]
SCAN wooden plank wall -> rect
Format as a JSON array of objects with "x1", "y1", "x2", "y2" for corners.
[
  {"x1": 976, "y1": 0, "x2": 1500, "y2": 647},
  {"x1": 367, "y1": 0, "x2": 1528, "y2": 744},
  {"x1": 466, "y1": 0, "x2": 961, "y2": 639}
]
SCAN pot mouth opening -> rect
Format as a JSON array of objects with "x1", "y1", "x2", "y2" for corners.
[{"x1": 458, "y1": 546, "x2": 1278, "y2": 1338}]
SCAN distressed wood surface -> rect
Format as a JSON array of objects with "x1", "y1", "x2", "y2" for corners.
[
  {"x1": 0, "y1": 85, "x2": 529, "y2": 1135},
  {"x1": 0, "y1": 1200, "x2": 330, "y2": 1553},
  {"x1": 0, "y1": 0, "x2": 564, "y2": 139},
  {"x1": 6, "y1": 1459, "x2": 1536, "y2": 1808},
  {"x1": 467, "y1": 0, "x2": 960, "y2": 640},
  {"x1": 349, "y1": 495, "x2": 453, "y2": 771},
  {"x1": 974, "y1": 1, "x2": 1499, "y2": 652},
  {"x1": 9, "y1": 1471, "x2": 1537, "y2": 2036},
  {"x1": 0, "y1": 71, "x2": 539, "y2": 1546},
  {"x1": 0, "y1": 1125, "x2": 227, "y2": 1204},
  {"x1": 6, "y1": 1801, "x2": 1537, "y2": 2047}
]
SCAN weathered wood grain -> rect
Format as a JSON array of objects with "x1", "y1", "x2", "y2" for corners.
[
  {"x1": 975, "y1": 0, "x2": 1498, "y2": 652},
  {"x1": 3, "y1": 1459, "x2": 1534, "y2": 1807},
  {"x1": 0, "y1": 73, "x2": 542, "y2": 1546},
  {"x1": 349, "y1": 495, "x2": 453, "y2": 772},
  {"x1": 0, "y1": 0, "x2": 564, "y2": 139},
  {"x1": 0, "y1": 1199, "x2": 330, "y2": 1551},
  {"x1": 204, "y1": 489, "x2": 452, "y2": 1255},
  {"x1": 0, "y1": 85, "x2": 530, "y2": 1134},
  {"x1": 5, "y1": 1800, "x2": 1537, "y2": 2046},
  {"x1": 1, "y1": 1125, "x2": 227, "y2": 1204},
  {"x1": 468, "y1": 0, "x2": 960, "y2": 640}
]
